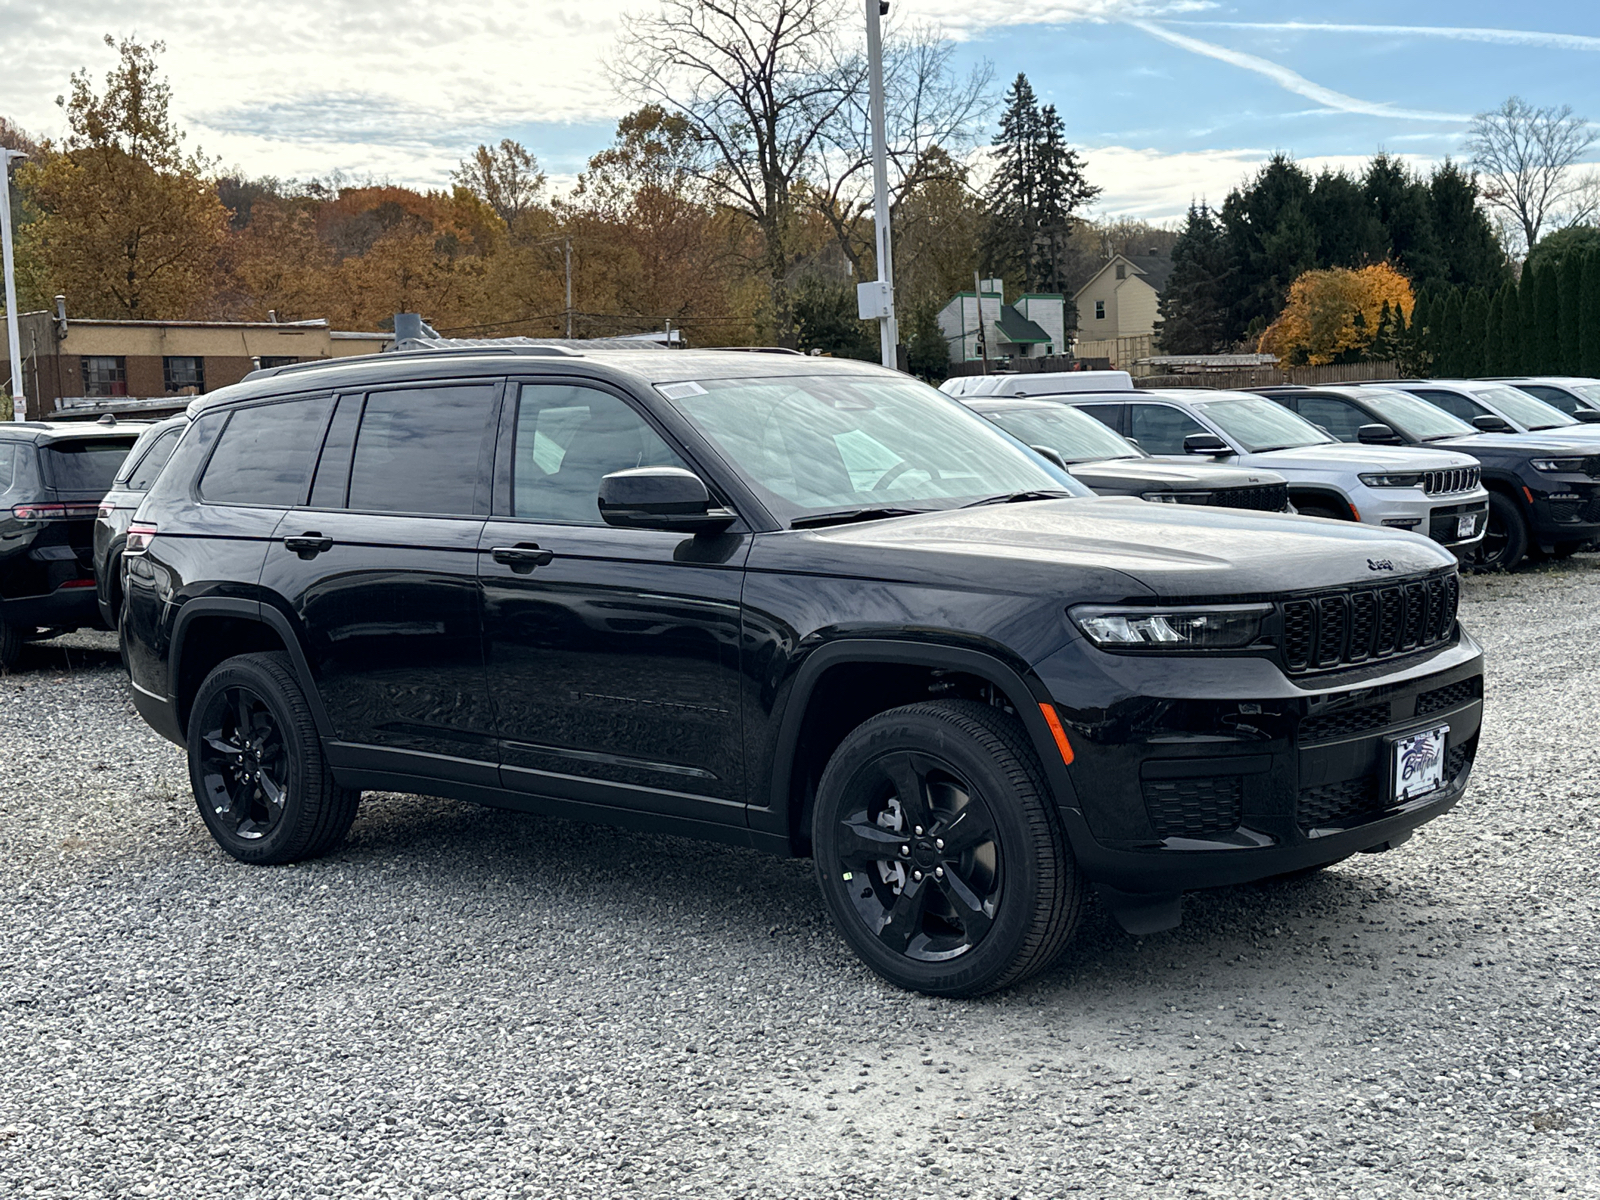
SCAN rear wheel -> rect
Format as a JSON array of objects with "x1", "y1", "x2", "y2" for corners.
[
  {"x1": 187, "y1": 651, "x2": 360, "y2": 864},
  {"x1": 0, "y1": 621, "x2": 20, "y2": 671},
  {"x1": 1464, "y1": 492, "x2": 1529, "y2": 572},
  {"x1": 812, "y1": 700, "x2": 1084, "y2": 997}
]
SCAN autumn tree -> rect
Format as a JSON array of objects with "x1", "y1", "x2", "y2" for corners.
[
  {"x1": 452, "y1": 139, "x2": 546, "y2": 232},
  {"x1": 17, "y1": 37, "x2": 228, "y2": 319},
  {"x1": 1257, "y1": 263, "x2": 1414, "y2": 366}
]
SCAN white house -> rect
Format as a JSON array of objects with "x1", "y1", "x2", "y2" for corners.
[
  {"x1": 936, "y1": 280, "x2": 1065, "y2": 365},
  {"x1": 1072, "y1": 251, "x2": 1174, "y2": 342}
]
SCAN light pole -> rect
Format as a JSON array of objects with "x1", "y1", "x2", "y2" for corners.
[
  {"x1": 864, "y1": 0, "x2": 896, "y2": 369},
  {"x1": 1, "y1": 149, "x2": 26, "y2": 421}
]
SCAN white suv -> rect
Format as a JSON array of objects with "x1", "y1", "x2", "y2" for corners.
[
  {"x1": 1376, "y1": 379, "x2": 1600, "y2": 443},
  {"x1": 1059, "y1": 389, "x2": 1490, "y2": 549}
]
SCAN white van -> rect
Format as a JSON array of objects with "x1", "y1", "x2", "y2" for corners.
[{"x1": 939, "y1": 370, "x2": 1135, "y2": 399}]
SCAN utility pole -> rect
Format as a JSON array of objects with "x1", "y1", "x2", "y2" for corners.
[
  {"x1": 865, "y1": 0, "x2": 897, "y2": 369},
  {"x1": 564, "y1": 236, "x2": 573, "y2": 339},
  {"x1": 1, "y1": 149, "x2": 26, "y2": 421},
  {"x1": 974, "y1": 270, "x2": 991, "y2": 374}
]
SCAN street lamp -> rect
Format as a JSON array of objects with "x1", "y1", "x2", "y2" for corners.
[
  {"x1": 857, "y1": 0, "x2": 897, "y2": 370},
  {"x1": 1, "y1": 148, "x2": 25, "y2": 420}
]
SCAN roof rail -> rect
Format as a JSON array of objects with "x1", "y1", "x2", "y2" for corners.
[
  {"x1": 244, "y1": 343, "x2": 583, "y2": 382},
  {"x1": 701, "y1": 346, "x2": 806, "y2": 355}
]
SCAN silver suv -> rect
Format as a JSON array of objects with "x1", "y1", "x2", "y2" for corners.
[{"x1": 1061, "y1": 389, "x2": 1490, "y2": 549}]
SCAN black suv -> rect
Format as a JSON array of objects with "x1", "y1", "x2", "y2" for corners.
[
  {"x1": 1, "y1": 420, "x2": 143, "y2": 668},
  {"x1": 93, "y1": 415, "x2": 188, "y2": 631},
  {"x1": 123, "y1": 349, "x2": 1484, "y2": 996},
  {"x1": 1258, "y1": 384, "x2": 1600, "y2": 570}
]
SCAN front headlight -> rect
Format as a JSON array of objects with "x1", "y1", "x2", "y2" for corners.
[
  {"x1": 1070, "y1": 603, "x2": 1273, "y2": 650},
  {"x1": 1141, "y1": 491, "x2": 1213, "y2": 504},
  {"x1": 1357, "y1": 472, "x2": 1424, "y2": 488},
  {"x1": 1531, "y1": 457, "x2": 1586, "y2": 472}
]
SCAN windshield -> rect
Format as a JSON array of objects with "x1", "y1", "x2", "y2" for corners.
[
  {"x1": 1192, "y1": 397, "x2": 1334, "y2": 453},
  {"x1": 1570, "y1": 383, "x2": 1600, "y2": 406},
  {"x1": 1474, "y1": 386, "x2": 1575, "y2": 430},
  {"x1": 41, "y1": 437, "x2": 138, "y2": 493},
  {"x1": 983, "y1": 405, "x2": 1142, "y2": 463},
  {"x1": 666, "y1": 375, "x2": 1091, "y2": 522},
  {"x1": 1358, "y1": 388, "x2": 1476, "y2": 440}
]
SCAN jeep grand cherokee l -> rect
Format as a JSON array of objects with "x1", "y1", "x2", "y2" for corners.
[{"x1": 121, "y1": 349, "x2": 1483, "y2": 996}]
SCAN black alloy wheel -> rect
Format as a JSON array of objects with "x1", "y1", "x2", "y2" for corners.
[
  {"x1": 813, "y1": 700, "x2": 1084, "y2": 997},
  {"x1": 1463, "y1": 491, "x2": 1528, "y2": 573},
  {"x1": 187, "y1": 652, "x2": 360, "y2": 864}
]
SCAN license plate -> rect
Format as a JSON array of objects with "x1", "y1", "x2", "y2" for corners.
[
  {"x1": 1457, "y1": 514, "x2": 1477, "y2": 538},
  {"x1": 1392, "y1": 725, "x2": 1449, "y2": 802}
]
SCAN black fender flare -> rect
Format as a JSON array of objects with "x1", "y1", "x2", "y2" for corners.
[
  {"x1": 169, "y1": 596, "x2": 335, "y2": 739},
  {"x1": 765, "y1": 637, "x2": 1083, "y2": 843},
  {"x1": 1285, "y1": 485, "x2": 1355, "y2": 518}
]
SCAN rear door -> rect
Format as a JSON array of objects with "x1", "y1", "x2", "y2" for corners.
[
  {"x1": 258, "y1": 382, "x2": 500, "y2": 774},
  {"x1": 479, "y1": 378, "x2": 749, "y2": 827}
]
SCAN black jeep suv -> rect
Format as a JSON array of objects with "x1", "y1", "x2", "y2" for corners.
[
  {"x1": 122, "y1": 349, "x2": 1484, "y2": 996},
  {"x1": 1, "y1": 420, "x2": 143, "y2": 668}
]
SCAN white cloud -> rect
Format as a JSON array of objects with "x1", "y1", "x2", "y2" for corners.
[
  {"x1": 1179, "y1": 21, "x2": 1600, "y2": 53},
  {"x1": 1127, "y1": 22, "x2": 1470, "y2": 123}
]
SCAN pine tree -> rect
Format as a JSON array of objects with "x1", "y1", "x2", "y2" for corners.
[
  {"x1": 1517, "y1": 265, "x2": 1539, "y2": 373},
  {"x1": 1558, "y1": 252, "x2": 1583, "y2": 375},
  {"x1": 1157, "y1": 202, "x2": 1231, "y2": 353},
  {"x1": 1428, "y1": 160, "x2": 1510, "y2": 292},
  {"x1": 1485, "y1": 282, "x2": 1516, "y2": 374},
  {"x1": 1407, "y1": 290, "x2": 1435, "y2": 375},
  {"x1": 1534, "y1": 264, "x2": 1561, "y2": 374},
  {"x1": 1459, "y1": 288, "x2": 1489, "y2": 377},
  {"x1": 1581, "y1": 251, "x2": 1600, "y2": 379},
  {"x1": 1482, "y1": 285, "x2": 1504, "y2": 375},
  {"x1": 1435, "y1": 289, "x2": 1465, "y2": 376}
]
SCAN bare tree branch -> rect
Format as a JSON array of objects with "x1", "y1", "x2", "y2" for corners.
[{"x1": 1468, "y1": 96, "x2": 1599, "y2": 256}]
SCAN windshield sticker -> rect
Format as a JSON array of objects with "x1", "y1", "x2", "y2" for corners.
[{"x1": 656, "y1": 381, "x2": 708, "y2": 400}]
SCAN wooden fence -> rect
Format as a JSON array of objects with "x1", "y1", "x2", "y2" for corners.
[{"x1": 1137, "y1": 361, "x2": 1405, "y2": 390}]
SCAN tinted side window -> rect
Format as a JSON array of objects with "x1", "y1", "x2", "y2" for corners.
[
  {"x1": 1075, "y1": 403, "x2": 1123, "y2": 432},
  {"x1": 347, "y1": 385, "x2": 496, "y2": 516},
  {"x1": 126, "y1": 428, "x2": 182, "y2": 492},
  {"x1": 1129, "y1": 403, "x2": 1208, "y2": 455},
  {"x1": 1519, "y1": 384, "x2": 1579, "y2": 414},
  {"x1": 1414, "y1": 389, "x2": 1483, "y2": 423},
  {"x1": 1297, "y1": 397, "x2": 1369, "y2": 442},
  {"x1": 0, "y1": 443, "x2": 17, "y2": 494},
  {"x1": 200, "y1": 397, "x2": 333, "y2": 507},
  {"x1": 512, "y1": 384, "x2": 686, "y2": 524}
]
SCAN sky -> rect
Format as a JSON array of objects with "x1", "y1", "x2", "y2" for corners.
[{"x1": 2, "y1": 0, "x2": 1599, "y2": 222}]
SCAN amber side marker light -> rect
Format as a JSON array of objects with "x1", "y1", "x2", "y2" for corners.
[{"x1": 1039, "y1": 703, "x2": 1075, "y2": 765}]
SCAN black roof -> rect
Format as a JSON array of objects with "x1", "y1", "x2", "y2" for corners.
[{"x1": 1125, "y1": 252, "x2": 1175, "y2": 293}]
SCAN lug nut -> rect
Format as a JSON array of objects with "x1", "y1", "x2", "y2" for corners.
[
  {"x1": 912, "y1": 870, "x2": 923, "y2": 881},
  {"x1": 900, "y1": 845, "x2": 910, "y2": 857},
  {"x1": 935, "y1": 838, "x2": 944, "y2": 850},
  {"x1": 914, "y1": 825, "x2": 924, "y2": 835}
]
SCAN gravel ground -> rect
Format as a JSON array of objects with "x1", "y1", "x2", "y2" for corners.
[{"x1": 2, "y1": 559, "x2": 1598, "y2": 1200}]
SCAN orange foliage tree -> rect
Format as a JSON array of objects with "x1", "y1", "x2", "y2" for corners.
[{"x1": 1258, "y1": 263, "x2": 1415, "y2": 365}]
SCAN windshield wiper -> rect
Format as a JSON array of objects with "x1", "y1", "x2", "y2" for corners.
[
  {"x1": 961, "y1": 490, "x2": 1075, "y2": 508},
  {"x1": 790, "y1": 506, "x2": 932, "y2": 529}
]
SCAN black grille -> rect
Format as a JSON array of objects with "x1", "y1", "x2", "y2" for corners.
[
  {"x1": 1585, "y1": 456, "x2": 1600, "y2": 479},
  {"x1": 1281, "y1": 571, "x2": 1458, "y2": 674},
  {"x1": 1143, "y1": 776, "x2": 1243, "y2": 839},
  {"x1": 1422, "y1": 466, "x2": 1480, "y2": 495},
  {"x1": 1417, "y1": 676, "x2": 1482, "y2": 715},
  {"x1": 1550, "y1": 499, "x2": 1581, "y2": 522},
  {"x1": 1209, "y1": 483, "x2": 1289, "y2": 512},
  {"x1": 1445, "y1": 741, "x2": 1475, "y2": 783},
  {"x1": 1298, "y1": 775, "x2": 1382, "y2": 829},
  {"x1": 1299, "y1": 702, "x2": 1392, "y2": 743},
  {"x1": 1583, "y1": 498, "x2": 1600, "y2": 523}
]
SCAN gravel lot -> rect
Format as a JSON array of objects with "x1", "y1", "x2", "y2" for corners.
[{"x1": 3, "y1": 559, "x2": 1599, "y2": 1200}]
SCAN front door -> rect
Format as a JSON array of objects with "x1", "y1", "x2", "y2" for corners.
[
  {"x1": 479, "y1": 379, "x2": 749, "y2": 827},
  {"x1": 259, "y1": 382, "x2": 501, "y2": 773}
]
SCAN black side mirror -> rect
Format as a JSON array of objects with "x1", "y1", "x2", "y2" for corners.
[
  {"x1": 599, "y1": 467, "x2": 736, "y2": 533},
  {"x1": 1357, "y1": 422, "x2": 1403, "y2": 445},
  {"x1": 1573, "y1": 409, "x2": 1600, "y2": 424},
  {"x1": 1472, "y1": 414, "x2": 1514, "y2": 433},
  {"x1": 1030, "y1": 444, "x2": 1069, "y2": 471},
  {"x1": 1183, "y1": 432, "x2": 1230, "y2": 455}
]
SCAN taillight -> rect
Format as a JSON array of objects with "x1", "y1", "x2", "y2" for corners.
[
  {"x1": 125, "y1": 522, "x2": 158, "y2": 554},
  {"x1": 12, "y1": 502, "x2": 103, "y2": 520}
]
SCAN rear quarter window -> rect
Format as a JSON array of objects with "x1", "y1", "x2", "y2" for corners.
[{"x1": 199, "y1": 397, "x2": 334, "y2": 507}]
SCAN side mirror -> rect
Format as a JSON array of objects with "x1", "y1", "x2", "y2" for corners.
[
  {"x1": 1472, "y1": 414, "x2": 1514, "y2": 433},
  {"x1": 1573, "y1": 409, "x2": 1600, "y2": 424},
  {"x1": 1030, "y1": 444, "x2": 1069, "y2": 471},
  {"x1": 598, "y1": 467, "x2": 736, "y2": 533},
  {"x1": 1357, "y1": 422, "x2": 1403, "y2": 445},
  {"x1": 1183, "y1": 432, "x2": 1231, "y2": 455}
]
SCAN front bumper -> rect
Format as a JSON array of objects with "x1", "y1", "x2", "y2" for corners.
[
  {"x1": 1523, "y1": 476, "x2": 1600, "y2": 546},
  {"x1": 1035, "y1": 630, "x2": 1483, "y2": 898},
  {"x1": 1358, "y1": 487, "x2": 1488, "y2": 548}
]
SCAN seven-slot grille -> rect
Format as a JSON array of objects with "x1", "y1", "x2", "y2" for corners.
[
  {"x1": 1422, "y1": 466, "x2": 1479, "y2": 495},
  {"x1": 1208, "y1": 483, "x2": 1288, "y2": 512},
  {"x1": 1282, "y1": 572, "x2": 1459, "y2": 673}
]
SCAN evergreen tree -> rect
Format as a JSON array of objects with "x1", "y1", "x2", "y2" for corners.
[
  {"x1": 1581, "y1": 251, "x2": 1600, "y2": 379},
  {"x1": 1427, "y1": 160, "x2": 1510, "y2": 291},
  {"x1": 1217, "y1": 155, "x2": 1316, "y2": 339},
  {"x1": 1483, "y1": 282, "x2": 1512, "y2": 374},
  {"x1": 1534, "y1": 264, "x2": 1561, "y2": 374},
  {"x1": 1407, "y1": 290, "x2": 1435, "y2": 375},
  {"x1": 1517, "y1": 266, "x2": 1539, "y2": 373},
  {"x1": 1157, "y1": 202, "x2": 1231, "y2": 353},
  {"x1": 1307, "y1": 168, "x2": 1383, "y2": 267},
  {"x1": 1363, "y1": 154, "x2": 1445, "y2": 290},
  {"x1": 904, "y1": 300, "x2": 950, "y2": 381},
  {"x1": 1435, "y1": 289, "x2": 1465, "y2": 376},
  {"x1": 1459, "y1": 288, "x2": 1489, "y2": 377},
  {"x1": 981, "y1": 74, "x2": 1099, "y2": 295},
  {"x1": 1558, "y1": 252, "x2": 1583, "y2": 375}
]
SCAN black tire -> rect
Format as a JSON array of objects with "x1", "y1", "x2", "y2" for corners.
[
  {"x1": 1296, "y1": 500, "x2": 1350, "y2": 522},
  {"x1": 812, "y1": 700, "x2": 1085, "y2": 997},
  {"x1": 187, "y1": 651, "x2": 359, "y2": 865},
  {"x1": 1549, "y1": 541, "x2": 1584, "y2": 559},
  {"x1": 1463, "y1": 491, "x2": 1529, "y2": 573},
  {"x1": 0, "y1": 621, "x2": 20, "y2": 671}
]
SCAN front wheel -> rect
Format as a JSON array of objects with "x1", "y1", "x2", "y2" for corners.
[
  {"x1": 187, "y1": 651, "x2": 359, "y2": 864},
  {"x1": 1463, "y1": 491, "x2": 1529, "y2": 572},
  {"x1": 812, "y1": 700, "x2": 1085, "y2": 997}
]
